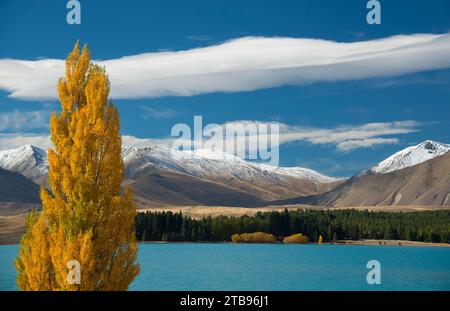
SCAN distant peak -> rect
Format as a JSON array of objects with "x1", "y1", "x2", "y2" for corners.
[
  {"x1": 369, "y1": 139, "x2": 450, "y2": 175},
  {"x1": 22, "y1": 144, "x2": 35, "y2": 151},
  {"x1": 3, "y1": 144, "x2": 42, "y2": 152},
  {"x1": 418, "y1": 140, "x2": 448, "y2": 149},
  {"x1": 20, "y1": 144, "x2": 46, "y2": 155}
]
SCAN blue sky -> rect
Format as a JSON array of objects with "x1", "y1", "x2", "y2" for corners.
[{"x1": 0, "y1": 0, "x2": 449, "y2": 176}]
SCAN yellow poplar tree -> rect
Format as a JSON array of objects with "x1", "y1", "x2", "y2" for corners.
[{"x1": 15, "y1": 42, "x2": 140, "y2": 290}]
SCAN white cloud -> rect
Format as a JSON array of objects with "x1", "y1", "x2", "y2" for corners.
[
  {"x1": 0, "y1": 134, "x2": 53, "y2": 150},
  {"x1": 185, "y1": 35, "x2": 211, "y2": 41},
  {"x1": 121, "y1": 135, "x2": 172, "y2": 148},
  {"x1": 0, "y1": 134, "x2": 171, "y2": 151},
  {"x1": 0, "y1": 120, "x2": 420, "y2": 155},
  {"x1": 203, "y1": 120, "x2": 420, "y2": 153},
  {"x1": 139, "y1": 106, "x2": 177, "y2": 119},
  {"x1": 336, "y1": 138, "x2": 399, "y2": 152},
  {"x1": 279, "y1": 121, "x2": 421, "y2": 146},
  {"x1": 0, "y1": 110, "x2": 50, "y2": 131},
  {"x1": 1, "y1": 33, "x2": 450, "y2": 100}
]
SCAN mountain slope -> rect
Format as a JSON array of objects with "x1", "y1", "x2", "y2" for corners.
[
  {"x1": 123, "y1": 146, "x2": 342, "y2": 204},
  {"x1": 286, "y1": 152, "x2": 450, "y2": 207},
  {"x1": 123, "y1": 146, "x2": 338, "y2": 184},
  {"x1": 129, "y1": 169, "x2": 267, "y2": 207},
  {"x1": 0, "y1": 167, "x2": 40, "y2": 204}
]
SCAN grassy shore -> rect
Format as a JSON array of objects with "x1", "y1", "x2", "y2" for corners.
[{"x1": 0, "y1": 213, "x2": 27, "y2": 245}]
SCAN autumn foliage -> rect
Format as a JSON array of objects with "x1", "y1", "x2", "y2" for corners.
[
  {"x1": 15, "y1": 42, "x2": 139, "y2": 290},
  {"x1": 283, "y1": 233, "x2": 309, "y2": 244},
  {"x1": 231, "y1": 232, "x2": 277, "y2": 243},
  {"x1": 318, "y1": 235, "x2": 324, "y2": 244}
]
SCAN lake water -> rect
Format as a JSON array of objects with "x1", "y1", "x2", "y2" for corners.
[{"x1": 1, "y1": 243, "x2": 449, "y2": 290}]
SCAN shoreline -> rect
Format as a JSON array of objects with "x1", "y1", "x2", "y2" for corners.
[
  {"x1": 2, "y1": 239, "x2": 449, "y2": 247},
  {"x1": 332, "y1": 239, "x2": 450, "y2": 248},
  {"x1": 136, "y1": 239, "x2": 450, "y2": 248}
]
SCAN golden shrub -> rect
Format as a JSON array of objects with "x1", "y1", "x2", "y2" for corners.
[
  {"x1": 231, "y1": 232, "x2": 277, "y2": 243},
  {"x1": 283, "y1": 233, "x2": 309, "y2": 244}
]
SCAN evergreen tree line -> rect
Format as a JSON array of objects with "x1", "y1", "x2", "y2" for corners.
[{"x1": 135, "y1": 209, "x2": 450, "y2": 243}]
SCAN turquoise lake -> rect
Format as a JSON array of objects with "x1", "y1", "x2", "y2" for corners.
[{"x1": 1, "y1": 243, "x2": 449, "y2": 291}]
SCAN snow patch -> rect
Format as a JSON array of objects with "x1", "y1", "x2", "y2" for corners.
[
  {"x1": 0, "y1": 144, "x2": 48, "y2": 182},
  {"x1": 369, "y1": 140, "x2": 450, "y2": 175}
]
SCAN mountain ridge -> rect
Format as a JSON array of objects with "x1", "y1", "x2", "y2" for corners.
[
  {"x1": 0, "y1": 144, "x2": 341, "y2": 186},
  {"x1": 273, "y1": 151, "x2": 450, "y2": 207},
  {"x1": 0, "y1": 140, "x2": 449, "y2": 208}
]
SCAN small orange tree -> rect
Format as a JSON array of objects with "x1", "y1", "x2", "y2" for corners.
[
  {"x1": 16, "y1": 42, "x2": 139, "y2": 290},
  {"x1": 318, "y1": 235, "x2": 324, "y2": 244}
]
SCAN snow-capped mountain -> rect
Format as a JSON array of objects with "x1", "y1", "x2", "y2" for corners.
[
  {"x1": 369, "y1": 140, "x2": 450, "y2": 175},
  {"x1": 122, "y1": 145, "x2": 339, "y2": 184},
  {"x1": 262, "y1": 165, "x2": 339, "y2": 183},
  {"x1": 0, "y1": 145, "x2": 49, "y2": 184},
  {"x1": 3, "y1": 140, "x2": 448, "y2": 187},
  {"x1": 1, "y1": 141, "x2": 449, "y2": 208}
]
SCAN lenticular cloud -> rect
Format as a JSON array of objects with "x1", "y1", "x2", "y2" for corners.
[{"x1": 1, "y1": 33, "x2": 450, "y2": 101}]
